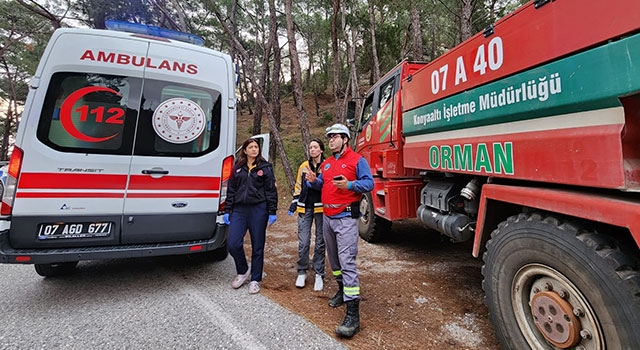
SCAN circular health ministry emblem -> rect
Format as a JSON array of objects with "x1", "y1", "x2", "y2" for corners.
[{"x1": 153, "y1": 97, "x2": 205, "y2": 144}]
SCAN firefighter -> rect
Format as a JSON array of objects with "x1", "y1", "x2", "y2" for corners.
[{"x1": 306, "y1": 123, "x2": 374, "y2": 338}]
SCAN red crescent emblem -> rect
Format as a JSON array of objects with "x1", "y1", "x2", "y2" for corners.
[{"x1": 60, "y1": 86, "x2": 122, "y2": 142}]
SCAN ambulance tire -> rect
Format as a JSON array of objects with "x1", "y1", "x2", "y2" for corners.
[
  {"x1": 482, "y1": 212, "x2": 640, "y2": 349},
  {"x1": 189, "y1": 245, "x2": 228, "y2": 263},
  {"x1": 207, "y1": 245, "x2": 229, "y2": 262},
  {"x1": 358, "y1": 192, "x2": 391, "y2": 243},
  {"x1": 34, "y1": 261, "x2": 79, "y2": 277}
]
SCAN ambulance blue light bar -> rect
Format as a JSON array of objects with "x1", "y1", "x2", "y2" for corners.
[{"x1": 104, "y1": 20, "x2": 205, "y2": 46}]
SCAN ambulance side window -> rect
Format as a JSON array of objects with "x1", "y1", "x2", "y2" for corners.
[
  {"x1": 37, "y1": 73, "x2": 138, "y2": 155},
  {"x1": 134, "y1": 82, "x2": 221, "y2": 157}
]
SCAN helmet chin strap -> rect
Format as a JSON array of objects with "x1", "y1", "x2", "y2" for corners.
[{"x1": 332, "y1": 139, "x2": 347, "y2": 156}]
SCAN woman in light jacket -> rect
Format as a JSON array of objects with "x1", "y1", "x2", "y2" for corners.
[{"x1": 288, "y1": 138, "x2": 326, "y2": 291}]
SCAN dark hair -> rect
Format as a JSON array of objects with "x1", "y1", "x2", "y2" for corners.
[
  {"x1": 237, "y1": 138, "x2": 266, "y2": 166},
  {"x1": 308, "y1": 138, "x2": 325, "y2": 173},
  {"x1": 310, "y1": 138, "x2": 325, "y2": 153}
]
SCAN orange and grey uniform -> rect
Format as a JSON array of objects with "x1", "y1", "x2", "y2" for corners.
[{"x1": 310, "y1": 147, "x2": 373, "y2": 302}]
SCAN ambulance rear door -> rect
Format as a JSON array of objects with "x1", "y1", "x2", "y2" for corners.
[
  {"x1": 8, "y1": 29, "x2": 146, "y2": 249},
  {"x1": 121, "y1": 41, "x2": 235, "y2": 244}
]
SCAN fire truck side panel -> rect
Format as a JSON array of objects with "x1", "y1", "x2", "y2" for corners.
[
  {"x1": 403, "y1": 32, "x2": 640, "y2": 190},
  {"x1": 402, "y1": 0, "x2": 640, "y2": 112},
  {"x1": 473, "y1": 184, "x2": 640, "y2": 257}
]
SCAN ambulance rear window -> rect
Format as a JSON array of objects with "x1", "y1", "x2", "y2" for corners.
[
  {"x1": 37, "y1": 73, "x2": 221, "y2": 157},
  {"x1": 37, "y1": 73, "x2": 136, "y2": 154}
]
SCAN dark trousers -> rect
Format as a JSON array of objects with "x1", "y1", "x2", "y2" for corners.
[{"x1": 227, "y1": 202, "x2": 268, "y2": 282}]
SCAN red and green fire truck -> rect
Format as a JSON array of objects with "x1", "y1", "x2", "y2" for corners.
[{"x1": 348, "y1": 0, "x2": 640, "y2": 348}]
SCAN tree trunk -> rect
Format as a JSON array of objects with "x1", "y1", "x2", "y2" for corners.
[
  {"x1": 410, "y1": 2, "x2": 423, "y2": 61},
  {"x1": 367, "y1": 0, "x2": 380, "y2": 82},
  {"x1": 213, "y1": 10, "x2": 295, "y2": 189},
  {"x1": 349, "y1": 27, "x2": 359, "y2": 111},
  {"x1": 331, "y1": 0, "x2": 343, "y2": 123},
  {"x1": 1, "y1": 59, "x2": 16, "y2": 160},
  {"x1": 255, "y1": 1, "x2": 271, "y2": 137},
  {"x1": 460, "y1": 0, "x2": 475, "y2": 41},
  {"x1": 285, "y1": 0, "x2": 311, "y2": 155},
  {"x1": 268, "y1": 0, "x2": 282, "y2": 162}
]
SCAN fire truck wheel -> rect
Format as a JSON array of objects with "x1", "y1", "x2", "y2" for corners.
[
  {"x1": 34, "y1": 261, "x2": 79, "y2": 277},
  {"x1": 482, "y1": 212, "x2": 640, "y2": 350},
  {"x1": 358, "y1": 192, "x2": 391, "y2": 243}
]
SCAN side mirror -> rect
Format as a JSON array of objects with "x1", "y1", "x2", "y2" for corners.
[{"x1": 346, "y1": 100, "x2": 356, "y2": 120}]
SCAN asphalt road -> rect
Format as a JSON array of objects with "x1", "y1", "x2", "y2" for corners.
[{"x1": 0, "y1": 255, "x2": 346, "y2": 350}]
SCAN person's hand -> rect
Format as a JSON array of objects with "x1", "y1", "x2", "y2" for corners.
[
  {"x1": 268, "y1": 214, "x2": 277, "y2": 226},
  {"x1": 288, "y1": 210, "x2": 294, "y2": 216},
  {"x1": 305, "y1": 169, "x2": 317, "y2": 183},
  {"x1": 222, "y1": 213, "x2": 230, "y2": 225},
  {"x1": 333, "y1": 175, "x2": 349, "y2": 190}
]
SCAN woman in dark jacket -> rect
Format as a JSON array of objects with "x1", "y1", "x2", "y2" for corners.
[{"x1": 223, "y1": 138, "x2": 278, "y2": 294}]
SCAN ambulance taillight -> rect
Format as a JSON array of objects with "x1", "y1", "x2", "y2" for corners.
[
  {"x1": 218, "y1": 155, "x2": 235, "y2": 213},
  {"x1": 1, "y1": 146, "x2": 23, "y2": 216}
]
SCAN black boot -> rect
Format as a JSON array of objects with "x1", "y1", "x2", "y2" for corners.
[
  {"x1": 328, "y1": 282, "x2": 344, "y2": 307},
  {"x1": 336, "y1": 299, "x2": 360, "y2": 338}
]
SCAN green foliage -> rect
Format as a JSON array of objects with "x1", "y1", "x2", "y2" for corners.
[{"x1": 318, "y1": 110, "x2": 333, "y2": 126}]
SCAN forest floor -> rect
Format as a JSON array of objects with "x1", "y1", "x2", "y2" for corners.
[
  {"x1": 258, "y1": 217, "x2": 501, "y2": 349},
  {"x1": 236, "y1": 94, "x2": 501, "y2": 349}
]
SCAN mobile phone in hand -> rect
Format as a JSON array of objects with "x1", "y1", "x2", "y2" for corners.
[{"x1": 333, "y1": 175, "x2": 343, "y2": 180}]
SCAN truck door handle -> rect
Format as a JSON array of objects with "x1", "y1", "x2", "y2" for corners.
[{"x1": 142, "y1": 168, "x2": 169, "y2": 175}]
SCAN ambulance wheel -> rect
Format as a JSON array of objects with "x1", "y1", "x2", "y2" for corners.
[
  {"x1": 189, "y1": 245, "x2": 228, "y2": 263},
  {"x1": 358, "y1": 192, "x2": 391, "y2": 243},
  {"x1": 482, "y1": 213, "x2": 640, "y2": 349},
  {"x1": 34, "y1": 261, "x2": 79, "y2": 277},
  {"x1": 208, "y1": 245, "x2": 229, "y2": 261}
]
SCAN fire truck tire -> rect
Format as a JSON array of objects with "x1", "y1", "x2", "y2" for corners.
[
  {"x1": 34, "y1": 261, "x2": 79, "y2": 277},
  {"x1": 482, "y1": 212, "x2": 640, "y2": 350},
  {"x1": 358, "y1": 192, "x2": 391, "y2": 243}
]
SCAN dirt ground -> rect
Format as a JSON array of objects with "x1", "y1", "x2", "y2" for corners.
[{"x1": 256, "y1": 213, "x2": 502, "y2": 349}]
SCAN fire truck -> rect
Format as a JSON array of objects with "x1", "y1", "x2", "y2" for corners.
[{"x1": 348, "y1": 0, "x2": 640, "y2": 348}]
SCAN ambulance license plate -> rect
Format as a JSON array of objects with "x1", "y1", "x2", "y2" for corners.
[{"x1": 38, "y1": 222, "x2": 113, "y2": 240}]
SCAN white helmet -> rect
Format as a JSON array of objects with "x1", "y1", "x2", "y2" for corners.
[{"x1": 325, "y1": 123, "x2": 350, "y2": 139}]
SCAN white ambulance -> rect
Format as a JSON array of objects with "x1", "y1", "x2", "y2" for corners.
[{"x1": 0, "y1": 22, "x2": 254, "y2": 276}]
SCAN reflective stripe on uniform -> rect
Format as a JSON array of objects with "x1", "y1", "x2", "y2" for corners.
[
  {"x1": 343, "y1": 286, "x2": 360, "y2": 296},
  {"x1": 332, "y1": 270, "x2": 342, "y2": 277}
]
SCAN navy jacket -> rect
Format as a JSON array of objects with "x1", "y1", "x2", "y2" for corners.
[{"x1": 226, "y1": 160, "x2": 278, "y2": 215}]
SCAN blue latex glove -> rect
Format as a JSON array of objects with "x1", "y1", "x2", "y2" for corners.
[
  {"x1": 288, "y1": 210, "x2": 294, "y2": 216},
  {"x1": 222, "y1": 213, "x2": 230, "y2": 225},
  {"x1": 268, "y1": 214, "x2": 277, "y2": 226}
]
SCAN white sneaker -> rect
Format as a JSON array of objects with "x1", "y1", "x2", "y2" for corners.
[
  {"x1": 248, "y1": 281, "x2": 260, "y2": 294},
  {"x1": 314, "y1": 274, "x2": 324, "y2": 291},
  {"x1": 295, "y1": 274, "x2": 306, "y2": 288},
  {"x1": 231, "y1": 270, "x2": 250, "y2": 289}
]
